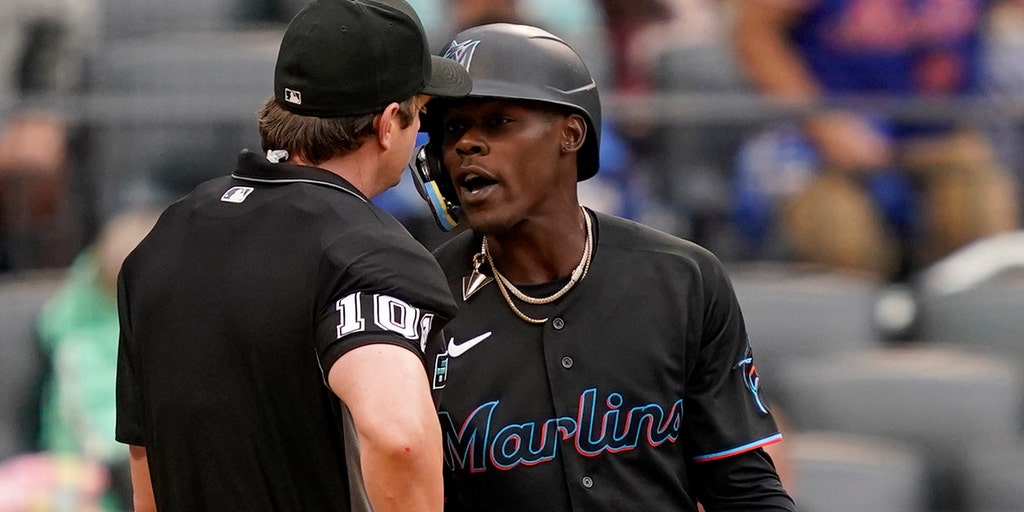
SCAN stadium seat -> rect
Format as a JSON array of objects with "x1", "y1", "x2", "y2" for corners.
[
  {"x1": 788, "y1": 431, "x2": 927, "y2": 512},
  {"x1": 728, "y1": 265, "x2": 882, "y2": 384},
  {"x1": 84, "y1": 29, "x2": 280, "y2": 221},
  {"x1": 916, "y1": 234, "x2": 1024, "y2": 368},
  {"x1": 963, "y1": 437, "x2": 1024, "y2": 512},
  {"x1": 776, "y1": 345, "x2": 1023, "y2": 512},
  {"x1": 100, "y1": 0, "x2": 239, "y2": 40}
]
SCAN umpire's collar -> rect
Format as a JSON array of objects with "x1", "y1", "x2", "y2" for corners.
[{"x1": 232, "y1": 148, "x2": 368, "y2": 203}]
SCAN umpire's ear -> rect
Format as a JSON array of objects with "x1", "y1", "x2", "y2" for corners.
[
  {"x1": 374, "y1": 101, "x2": 403, "y2": 151},
  {"x1": 560, "y1": 113, "x2": 587, "y2": 154}
]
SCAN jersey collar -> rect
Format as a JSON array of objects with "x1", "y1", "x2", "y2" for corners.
[{"x1": 232, "y1": 149, "x2": 369, "y2": 203}]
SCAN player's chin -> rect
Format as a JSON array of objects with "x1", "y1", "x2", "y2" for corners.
[
  {"x1": 462, "y1": 208, "x2": 515, "y2": 236},
  {"x1": 457, "y1": 181, "x2": 500, "y2": 209}
]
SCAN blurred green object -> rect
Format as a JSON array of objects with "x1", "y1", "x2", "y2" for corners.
[{"x1": 36, "y1": 250, "x2": 124, "y2": 511}]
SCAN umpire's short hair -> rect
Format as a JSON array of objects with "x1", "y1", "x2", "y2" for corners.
[{"x1": 257, "y1": 95, "x2": 416, "y2": 165}]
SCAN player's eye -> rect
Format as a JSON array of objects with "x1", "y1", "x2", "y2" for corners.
[
  {"x1": 443, "y1": 119, "x2": 466, "y2": 133},
  {"x1": 488, "y1": 116, "x2": 512, "y2": 127}
]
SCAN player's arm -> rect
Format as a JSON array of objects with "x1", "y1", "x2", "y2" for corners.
[
  {"x1": 328, "y1": 343, "x2": 443, "y2": 512},
  {"x1": 733, "y1": 0, "x2": 891, "y2": 171},
  {"x1": 127, "y1": 445, "x2": 156, "y2": 512},
  {"x1": 684, "y1": 248, "x2": 796, "y2": 510},
  {"x1": 692, "y1": 448, "x2": 796, "y2": 511},
  {"x1": 733, "y1": 0, "x2": 818, "y2": 101}
]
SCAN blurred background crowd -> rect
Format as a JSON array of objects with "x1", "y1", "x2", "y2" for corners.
[{"x1": 1, "y1": 0, "x2": 1023, "y2": 510}]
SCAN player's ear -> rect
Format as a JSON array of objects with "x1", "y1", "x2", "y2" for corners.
[{"x1": 560, "y1": 113, "x2": 586, "y2": 154}]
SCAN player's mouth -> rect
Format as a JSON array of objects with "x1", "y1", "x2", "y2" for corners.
[
  {"x1": 456, "y1": 166, "x2": 499, "y2": 201},
  {"x1": 461, "y1": 175, "x2": 498, "y2": 193}
]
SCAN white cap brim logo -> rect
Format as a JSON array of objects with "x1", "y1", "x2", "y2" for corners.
[{"x1": 284, "y1": 88, "x2": 302, "y2": 105}]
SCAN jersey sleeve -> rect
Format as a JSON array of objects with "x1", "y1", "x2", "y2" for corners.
[
  {"x1": 313, "y1": 222, "x2": 457, "y2": 380},
  {"x1": 114, "y1": 264, "x2": 147, "y2": 446},
  {"x1": 683, "y1": 254, "x2": 782, "y2": 462},
  {"x1": 690, "y1": 448, "x2": 796, "y2": 510}
]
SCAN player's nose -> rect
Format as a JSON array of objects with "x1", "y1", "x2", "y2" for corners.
[{"x1": 454, "y1": 129, "x2": 487, "y2": 157}]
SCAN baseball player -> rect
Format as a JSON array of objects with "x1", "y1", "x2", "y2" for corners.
[
  {"x1": 410, "y1": 24, "x2": 795, "y2": 510},
  {"x1": 114, "y1": 1, "x2": 471, "y2": 510}
]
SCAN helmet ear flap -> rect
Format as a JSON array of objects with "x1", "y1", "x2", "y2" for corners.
[{"x1": 408, "y1": 144, "x2": 462, "y2": 231}]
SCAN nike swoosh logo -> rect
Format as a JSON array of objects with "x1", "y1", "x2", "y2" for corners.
[{"x1": 448, "y1": 332, "x2": 493, "y2": 358}]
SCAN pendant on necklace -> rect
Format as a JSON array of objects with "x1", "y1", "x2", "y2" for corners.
[{"x1": 462, "y1": 252, "x2": 493, "y2": 301}]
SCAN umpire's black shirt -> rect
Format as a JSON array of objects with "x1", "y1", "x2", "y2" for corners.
[{"x1": 115, "y1": 149, "x2": 457, "y2": 510}]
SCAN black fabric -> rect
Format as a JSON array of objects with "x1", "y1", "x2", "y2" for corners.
[
  {"x1": 427, "y1": 211, "x2": 788, "y2": 511},
  {"x1": 115, "y1": 149, "x2": 456, "y2": 510},
  {"x1": 691, "y1": 449, "x2": 796, "y2": 511},
  {"x1": 274, "y1": 0, "x2": 470, "y2": 117}
]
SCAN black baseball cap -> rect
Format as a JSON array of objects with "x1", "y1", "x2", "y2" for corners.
[{"x1": 274, "y1": 0, "x2": 472, "y2": 117}]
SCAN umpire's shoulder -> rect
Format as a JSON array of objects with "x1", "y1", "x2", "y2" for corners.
[{"x1": 432, "y1": 230, "x2": 479, "y2": 274}]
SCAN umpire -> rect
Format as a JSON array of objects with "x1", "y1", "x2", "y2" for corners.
[{"x1": 113, "y1": 0, "x2": 470, "y2": 510}]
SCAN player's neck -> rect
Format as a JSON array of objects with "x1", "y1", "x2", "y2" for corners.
[{"x1": 485, "y1": 207, "x2": 589, "y2": 285}]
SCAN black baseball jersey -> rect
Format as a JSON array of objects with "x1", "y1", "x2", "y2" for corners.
[
  {"x1": 427, "y1": 210, "x2": 782, "y2": 511},
  {"x1": 115, "y1": 149, "x2": 457, "y2": 510}
]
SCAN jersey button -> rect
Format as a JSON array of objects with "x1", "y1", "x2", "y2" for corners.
[
  {"x1": 552, "y1": 317, "x2": 565, "y2": 330},
  {"x1": 560, "y1": 356, "x2": 574, "y2": 369},
  {"x1": 581, "y1": 476, "x2": 593, "y2": 489}
]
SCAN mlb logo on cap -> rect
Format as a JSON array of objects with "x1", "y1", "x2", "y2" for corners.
[{"x1": 272, "y1": 0, "x2": 470, "y2": 117}]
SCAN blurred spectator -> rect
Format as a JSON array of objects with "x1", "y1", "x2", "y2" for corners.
[
  {"x1": 0, "y1": 112, "x2": 74, "y2": 271},
  {"x1": 35, "y1": 209, "x2": 158, "y2": 511},
  {"x1": 615, "y1": 0, "x2": 757, "y2": 255},
  {"x1": 592, "y1": 0, "x2": 750, "y2": 95},
  {"x1": 593, "y1": 0, "x2": 673, "y2": 93},
  {"x1": 448, "y1": 0, "x2": 521, "y2": 30},
  {"x1": 733, "y1": 0, "x2": 1022, "y2": 281},
  {"x1": 0, "y1": 0, "x2": 99, "y2": 272}
]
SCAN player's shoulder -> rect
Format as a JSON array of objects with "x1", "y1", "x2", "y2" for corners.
[
  {"x1": 594, "y1": 211, "x2": 721, "y2": 267},
  {"x1": 594, "y1": 211, "x2": 736, "y2": 294}
]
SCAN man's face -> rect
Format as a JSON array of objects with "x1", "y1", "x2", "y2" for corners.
[{"x1": 439, "y1": 98, "x2": 576, "y2": 234}]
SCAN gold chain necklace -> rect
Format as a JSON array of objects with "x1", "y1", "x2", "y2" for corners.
[{"x1": 482, "y1": 207, "x2": 593, "y2": 324}]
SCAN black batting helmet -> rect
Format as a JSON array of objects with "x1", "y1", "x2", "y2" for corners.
[{"x1": 437, "y1": 23, "x2": 602, "y2": 181}]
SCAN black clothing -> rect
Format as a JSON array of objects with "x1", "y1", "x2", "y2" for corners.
[
  {"x1": 427, "y1": 210, "x2": 793, "y2": 511},
  {"x1": 115, "y1": 149, "x2": 457, "y2": 510}
]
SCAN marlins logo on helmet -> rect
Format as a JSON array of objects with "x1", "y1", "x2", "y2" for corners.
[{"x1": 444, "y1": 39, "x2": 481, "y2": 71}]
